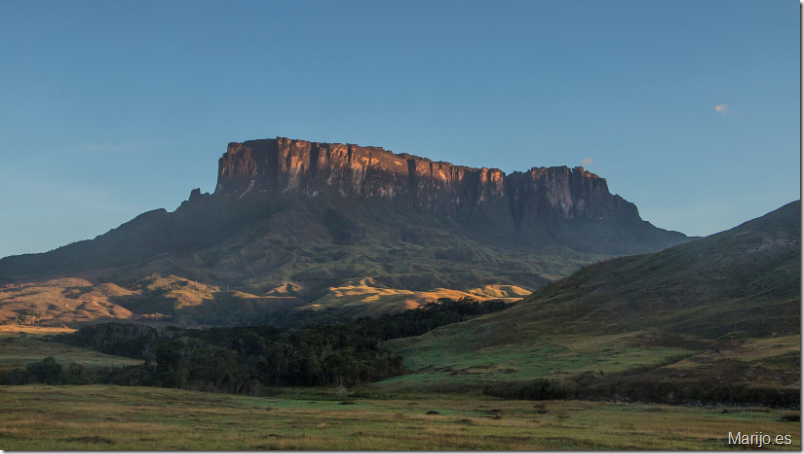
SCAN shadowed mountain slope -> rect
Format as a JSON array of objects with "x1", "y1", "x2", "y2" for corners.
[{"x1": 504, "y1": 199, "x2": 801, "y2": 339}]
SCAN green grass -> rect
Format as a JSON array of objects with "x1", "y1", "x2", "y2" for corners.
[
  {"x1": 0, "y1": 385, "x2": 799, "y2": 450},
  {"x1": 0, "y1": 328, "x2": 142, "y2": 372},
  {"x1": 378, "y1": 329, "x2": 695, "y2": 392}
]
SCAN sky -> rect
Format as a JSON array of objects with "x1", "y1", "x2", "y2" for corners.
[{"x1": 0, "y1": 0, "x2": 799, "y2": 258}]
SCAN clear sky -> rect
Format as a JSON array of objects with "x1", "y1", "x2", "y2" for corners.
[{"x1": 0, "y1": 0, "x2": 799, "y2": 258}]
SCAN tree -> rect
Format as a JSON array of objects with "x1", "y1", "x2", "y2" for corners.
[{"x1": 26, "y1": 357, "x2": 62, "y2": 384}]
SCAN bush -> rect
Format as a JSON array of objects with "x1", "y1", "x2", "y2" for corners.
[
  {"x1": 335, "y1": 384, "x2": 348, "y2": 399},
  {"x1": 483, "y1": 379, "x2": 578, "y2": 400},
  {"x1": 26, "y1": 357, "x2": 62, "y2": 385}
]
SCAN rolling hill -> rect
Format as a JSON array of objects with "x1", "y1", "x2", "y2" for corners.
[{"x1": 381, "y1": 201, "x2": 801, "y2": 404}]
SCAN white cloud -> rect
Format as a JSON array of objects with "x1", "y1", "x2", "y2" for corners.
[
  {"x1": 581, "y1": 158, "x2": 594, "y2": 166},
  {"x1": 715, "y1": 104, "x2": 729, "y2": 116}
]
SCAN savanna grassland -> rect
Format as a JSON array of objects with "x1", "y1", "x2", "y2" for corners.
[{"x1": 0, "y1": 384, "x2": 799, "y2": 450}]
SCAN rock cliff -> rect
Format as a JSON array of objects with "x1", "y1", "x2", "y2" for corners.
[{"x1": 215, "y1": 137, "x2": 640, "y2": 222}]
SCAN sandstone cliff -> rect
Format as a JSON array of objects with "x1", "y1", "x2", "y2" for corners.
[{"x1": 214, "y1": 137, "x2": 639, "y2": 222}]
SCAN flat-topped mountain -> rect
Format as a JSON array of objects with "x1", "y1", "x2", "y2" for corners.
[
  {"x1": 0, "y1": 136, "x2": 689, "y2": 326},
  {"x1": 216, "y1": 138, "x2": 639, "y2": 222}
]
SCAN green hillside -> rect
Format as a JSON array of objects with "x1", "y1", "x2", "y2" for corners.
[{"x1": 381, "y1": 201, "x2": 801, "y2": 404}]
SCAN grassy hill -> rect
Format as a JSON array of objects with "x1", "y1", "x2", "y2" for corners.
[
  {"x1": 0, "y1": 274, "x2": 530, "y2": 327},
  {"x1": 0, "y1": 275, "x2": 308, "y2": 327},
  {"x1": 380, "y1": 201, "x2": 801, "y2": 404}
]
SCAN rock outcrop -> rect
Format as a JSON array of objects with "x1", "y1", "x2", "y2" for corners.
[{"x1": 215, "y1": 137, "x2": 639, "y2": 222}]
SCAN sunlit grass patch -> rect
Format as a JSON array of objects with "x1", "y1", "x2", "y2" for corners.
[{"x1": 0, "y1": 325, "x2": 75, "y2": 338}]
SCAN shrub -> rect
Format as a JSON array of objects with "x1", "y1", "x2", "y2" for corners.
[
  {"x1": 26, "y1": 357, "x2": 62, "y2": 385},
  {"x1": 335, "y1": 384, "x2": 348, "y2": 399}
]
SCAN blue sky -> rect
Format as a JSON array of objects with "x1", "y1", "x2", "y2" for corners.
[{"x1": 0, "y1": 0, "x2": 799, "y2": 258}]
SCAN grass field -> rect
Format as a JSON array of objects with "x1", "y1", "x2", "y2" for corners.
[
  {"x1": 0, "y1": 326, "x2": 142, "y2": 372},
  {"x1": 0, "y1": 385, "x2": 799, "y2": 450},
  {"x1": 378, "y1": 330, "x2": 695, "y2": 392}
]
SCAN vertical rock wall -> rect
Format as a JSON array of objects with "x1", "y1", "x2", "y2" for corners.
[{"x1": 214, "y1": 137, "x2": 640, "y2": 221}]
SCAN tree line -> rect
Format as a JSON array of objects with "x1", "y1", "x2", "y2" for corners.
[{"x1": 3, "y1": 298, "x2": 511, "y2": 394}]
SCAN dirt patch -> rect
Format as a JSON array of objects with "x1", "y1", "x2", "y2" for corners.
[
  {"x1": 545, "y1": 436, "x2": 584, "y2": 448},
  {"x1": 64, "y1": 436, "x2": 115, "y2": 444}
]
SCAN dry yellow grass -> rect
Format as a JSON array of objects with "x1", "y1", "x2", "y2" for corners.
[
  {"x1": 0, "y1": 279, "x2": 136, "y2": 326},
  {"x1": 1, "y1": 274, "x2": 526, "y2": 326},
  {"x1": 300, "y1": 278, "x2": 528, "y2": 316},
  {"x1": 0, "y1": 325, "x2": 75, "y2": 337}
]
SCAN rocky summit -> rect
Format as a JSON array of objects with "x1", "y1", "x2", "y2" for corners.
[
  {"x1": 0, "y1": 136, "x2": 690, "y2": 326},
  {"x1": 215, "y1": 137, "x2": 638, "y2": 222}
]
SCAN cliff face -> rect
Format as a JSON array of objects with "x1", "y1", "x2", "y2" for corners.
[{"x1": 215, "y1": 137, "x2": 639, "y2": 222}]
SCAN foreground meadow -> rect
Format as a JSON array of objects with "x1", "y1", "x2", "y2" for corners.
[{"x1": 0, "y1": 385, "x2": 798, "y2": 450}]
